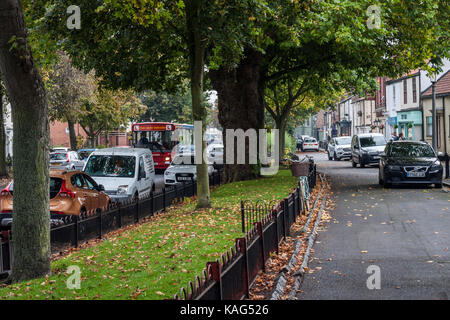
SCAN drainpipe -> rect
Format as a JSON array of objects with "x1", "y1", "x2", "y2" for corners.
[
  {"x1": 432, "y1": 79, "x2": 437, "y2": 151},
  {"x1": 443, "y1": 96, "x2": 447, "y2": 154}
]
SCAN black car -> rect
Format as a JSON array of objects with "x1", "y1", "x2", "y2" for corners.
[{"x1": 379, "y1": 141, "x2": 443, "y2": 188}]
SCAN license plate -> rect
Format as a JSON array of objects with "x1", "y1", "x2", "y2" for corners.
[
  {"x1": 407, "y1": 172, "x2": 425, "y2": 178},
  {"x1": 177, "y1": 177, "x2": 192, "y2": 181},
  {"x1": 51, "y1": 163, "x2": 62, "y2": 166}
]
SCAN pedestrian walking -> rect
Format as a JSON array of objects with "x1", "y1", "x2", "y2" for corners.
[
  {"x1": 391, "y1": 132, "x2": 399, "y2": 141},
  {"x1": 398, "y1": 132, "x2": 405, "y2": 141}
]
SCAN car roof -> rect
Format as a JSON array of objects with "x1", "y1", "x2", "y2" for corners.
[
  {"x1": 89, "y1": 147, "x2": 149, "y2": 156},
  {"x1": 390, "y1": 140, "x2": 429, "y2": 145},
  {"x1": 49, "y1": 170, "x2": 85, "y2": 178},
  {"x1": 355, "y1": 133, "x2": 384, "y2": 137}
]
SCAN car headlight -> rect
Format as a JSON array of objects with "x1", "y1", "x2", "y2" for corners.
[
  {"x1": 117, "y1": 185, "x2": 129, "y2": 194},
  {"x1": 165, "y1": 170, "x2": 174, "y2": 176},
  {"x1": 431, "y1": 160, "x2": 442, "y2": 170},
  {"x1": 361, "y1": 149, "x2": 369, "y2": 154}
]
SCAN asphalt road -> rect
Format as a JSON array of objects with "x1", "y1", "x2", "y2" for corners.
[{"x1": 295, "y1": 151, "x2": 450, "y2": 300}]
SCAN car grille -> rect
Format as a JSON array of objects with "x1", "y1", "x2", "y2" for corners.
[
  {"x1": 105, "y1": 190, "x2": 118, "y2": 195},
  {"x1": 343, "y1": 148, "x2": 351, "y2": 152},
  {"x1": 403, "y1": 166, "x2": 428, "y2": 173}
]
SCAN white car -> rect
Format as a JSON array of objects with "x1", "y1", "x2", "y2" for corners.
[
  {"x1": 83, "y1": 148, "x2": 156, "y2": 202},
  {"x1": 327, "y1": 136, "x2": 352, "y2": 160},
  {"x1": 50, "y1": 151, "x2": 85, "y2": 171},
  {"x1": 302, "y1": 137, "x2": 319, "y2": 151},
  {"x1": 164, "y1": 154, "x2": 214, "y2": 186},
  {"x1": 207, "y1": 143, "x2": 224, "y2": 168}
]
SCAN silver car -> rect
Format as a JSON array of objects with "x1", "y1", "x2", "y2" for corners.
[
  {"x1": 327, "y1": 136, "x2": 352, "y2": 160},
  {"x1": 50, "y1": 151, "x2": 85, "y2": 171}
]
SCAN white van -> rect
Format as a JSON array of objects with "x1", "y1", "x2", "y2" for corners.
[{"x1": 83, "y1": 148, "x2": 155, "y2": 202}]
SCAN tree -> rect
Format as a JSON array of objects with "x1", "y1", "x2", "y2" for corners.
[
  {"x1": 0, "y1": 77, "x2": 8, "y2": 177},
  {"x1": 264, "y1": 75, "x2": 344, "y2": 160},
  {"x1": 211, "y1": 0, "x2": 450, "y2": 180},
  {"x1": 79, "y1": 88, "x2": 146, "y2": 148},
  {"x1": 39, "y1": 0, "x2": 265, "y2": 208},
  {"x1": 0, "y1": 0, "x2": 50, "y2": 282},
  {"x1": 46, "y1": 52, "x2": 96, "y2": 150}
]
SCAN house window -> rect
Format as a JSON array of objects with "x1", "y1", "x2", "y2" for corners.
[
  {"x1": 403, "y1": 79, "x2": 407, "y2": 104},
  {"x1": 412, "y1": 77, "x2": 417, "y2": 103},
  {"x1": 426, "y1": 116, "x2": 433, "y2": 137}
]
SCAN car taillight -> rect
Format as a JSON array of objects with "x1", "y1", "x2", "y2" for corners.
[
  {"x1": 1, "y1": 184, "x2": 11, "y2": 196},
  {"x1": 1, "y1": 210, "x2": 12, "y2": 213},
  {"x1": 67, "y1": 154, "x2": 70, "y2": 162},
  {"x1": 58, "y1": 180, "x2": 75, "y2": 198}
]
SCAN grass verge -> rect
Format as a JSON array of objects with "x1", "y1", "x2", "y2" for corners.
[{"x1": 0, "y1": 169, "x2": 297, "y2": 300}]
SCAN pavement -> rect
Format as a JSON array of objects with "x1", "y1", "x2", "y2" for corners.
[{"x1": 294, "y1": 151, "x2": 450, "y2": 300}]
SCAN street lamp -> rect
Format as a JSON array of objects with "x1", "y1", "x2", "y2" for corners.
[{"x1": 431, "y1": 72, "x2": 437, "y2": 151}]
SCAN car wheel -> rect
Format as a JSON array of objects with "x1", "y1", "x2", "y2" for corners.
[
  {"x1": 328, "y1": 152, "x2": 332, "y2": 160},
  {"x1": 333, "y1": 152, "x2": 340, "y2": 161},
  {"x1": 435, "y1": 183, "x2": 442, "y2": 188},
  {"x1": 352, "y1": 159, "x2": 356, "y2": 167},
  {"x1": 378, "y1": 171, "x2": 383, "y2": 185},
  {"x1": 133, "y1": 192, "x2": 139, "y2": 203},
  {"x1": 359, "y1": 157, "x2": 365, "y2": 168}
]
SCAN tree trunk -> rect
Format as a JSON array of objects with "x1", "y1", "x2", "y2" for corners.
[
  {"x1": 186, "y1": 0, "x2": 210, "y2": 209},
  {"x1": 209, "y1": 48, "x2": 265, "y2": 182},
  {"x1": 276, "y1": 118, "x2": 287, "y2": 163},
  {"x1": 0, "y1": 85, "x2": 7, "y2": 177},
  {"x1": 0, "y1": 0, "x2": 50, "y2": 282},
  {"x1": 67, "y1": 118, "x2": 77, "y2": 151}
]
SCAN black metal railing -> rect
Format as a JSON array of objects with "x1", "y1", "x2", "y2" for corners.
[
  {"x1": 0, "y1": 170, "x2": 222, "y2": 275},
  {"x1": 174, "y1": 166, "x2": 318, "y2": 300}
]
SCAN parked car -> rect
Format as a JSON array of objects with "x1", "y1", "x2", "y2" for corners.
[
  {"x1": 327, "y1": 136, "x2": 352, "y2": 160},
  {"x1": 379, "y1": 141, "x2": 443, "y2": 188},
  {"x1": 50, "y1": 151, "x2": 85, "y2": 171},
  {"x1": 51, "y1": 147, "x2": 69, "y2": 152},
  {"x1": 78, "y1": 148, "x2": 97, "y2": 161},
  {"x1": 83, "y1": 148, "x2": 156, "y2": 202},
  {"x1": 164, "y1": 154, "x2": 214, "y2": 186},
  {"x1": 207, "y1": 143, "x2": 224, "y2": 170},
  {"x1": 0, "y1": 170, "x2": 110, "y2": 221},
  {"x1": 302, "y1": 137, "x2": 319, "y2": 152},
  {"x1": 351, "y1": 133, "x2": 387, "y2": 168}
]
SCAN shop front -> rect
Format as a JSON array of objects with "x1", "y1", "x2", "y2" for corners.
[{"x1": 397, "y1": 110, "x2": 423, "y2": 141}]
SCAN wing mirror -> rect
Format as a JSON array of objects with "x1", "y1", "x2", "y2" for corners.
[
  {"x1": 379, "y1": 152, "x2": 386, "y2": 157},
  {"x1": 97, "y1": 184, "x2": 105, "y2": 192}
]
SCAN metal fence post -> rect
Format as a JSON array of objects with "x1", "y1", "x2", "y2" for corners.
[
  {"x1": 241, "y1": 201, "x2": 245, "y2": 233},
  {"x1": 99, "y1": 210, "x2": 103, "y2": 239},
  {"x1": 236, "y1": 238, "x2": 249, "y2": 298},
  {"x1": 162, "y1": 188, "x2": 166, "y2": 212},
  {"x1": 150, "y1": 192, "x2": 155, "y2": 216},
  {"x1": 206, "y1": 261, "x2": 222, "y2": 300},
  {"x1": 74, "y1": 215, "x2": 79, "y2": 248},
  {"x1": 272, "y1": 209, "x2": 279, "y2": 254},
  {"x1": 255, "y1": 222, "x2": 265, "y2": 272},
  {"x1": 284, "y1": 198, "x2": 290, "y2": 237},
  {"x1": 136, "y1": 197, "x2": 140, "y2": 223}
]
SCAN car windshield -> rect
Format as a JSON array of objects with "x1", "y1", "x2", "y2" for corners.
[
  {"x1": 336, "y1": 137, "x2": 351, "y2": 145},
  {"x1": 172, "y1": 155, "x2": 196, "y2": 165},
  {"x1": 50, "y1": 153, "x2": 67, "y2": 161},
  {"x1": 304, "y1": 138, "x2": 316, "y2": 143},
  {"x1": 360, "y1": 136, "x2": 386, "y2": 148},
  {"x1": 388, "y1": 143, "x2": 436, "y2": 158},
  {"x1": 84, "y1": 155, "x2": 136, "y2": 177}
]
